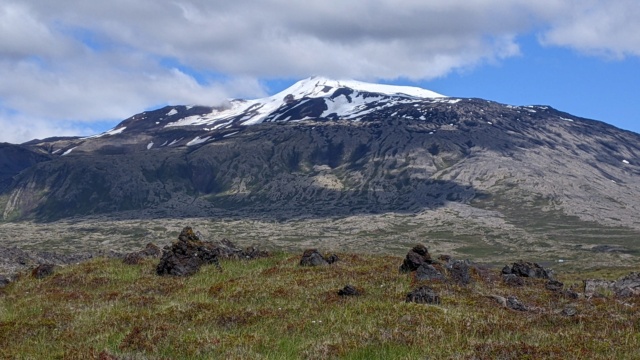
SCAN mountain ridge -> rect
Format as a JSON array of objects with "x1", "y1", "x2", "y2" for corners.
[{"x1": 0, "y1": 78, "x2": 638, "y2": 249}]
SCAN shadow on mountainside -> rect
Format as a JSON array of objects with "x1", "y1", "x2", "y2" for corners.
[{"x1": 3, "y1": 115, "x2": 640, "y2": 223}]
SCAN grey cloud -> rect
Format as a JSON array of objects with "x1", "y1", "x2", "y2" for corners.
[
  {"x1": 0, "y1": 3, "x2": 76, "y2": 59},
  {"x1": 0, "y1": 0, "x2": 639, "y2": 143}
]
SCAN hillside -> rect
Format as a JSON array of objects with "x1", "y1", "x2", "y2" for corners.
[
  {"x1": 1, "y1": 246, "x2": 639, "y2": 359},
  {"x1": 2, "y1": 77, "x2": 639, "y2": 226}
]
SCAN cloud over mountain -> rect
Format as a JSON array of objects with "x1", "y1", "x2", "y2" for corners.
[{"x1": 1, "y1": 0, "x2": 639, "y2": 143}]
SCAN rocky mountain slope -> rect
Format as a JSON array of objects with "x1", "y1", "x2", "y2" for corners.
[{"x1": 1, "y1": 77, "x2": 639, "y2": 239}]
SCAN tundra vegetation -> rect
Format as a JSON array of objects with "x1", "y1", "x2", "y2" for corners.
[{"x1": 1, "y1": 246, "x2": 639, "y2": 359}]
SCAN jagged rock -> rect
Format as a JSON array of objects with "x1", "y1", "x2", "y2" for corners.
[
  {"x1": 616, "y1": 287, "x2": 638, "y2": 298},
  {"x1": 406, "y1": 286, "x2": 440, "y2": 304},
  {"x1": 415, "y1": 264, "x2": 445, "y2": 281},
  {"x1": 235, "y1": 245, "x2": 271, "y2": 260},
  {"x1": 586, "y1": 272, "x2": 640, "y2": 298},
  {"x1": 123, "y1": 243, "x2": 163, "y2": 265},
  {"x1": 501, "y1": 265, "x2": 512, "y2": 275},
  {"x1": 122, "y1": 252, "x2": 145, "y2": 265},
  {"x1": 505, "y1": 261, "x2": 553, "y2": 279},
  {"x1": 399, "y1": 244, "x2": 432, "y2": 273},
  {"x1": 563, "y1": 288, "x2": 580, "y2": 299},
  {"x1": 31, "y1": 264, "x2": 55, "y2": 279},
  {"x1": 299, "y1": 249, "x2": 337, "y2": 266},
  {"x1": 156, "y1": 227, "x2": 222, "y2": 276},
  {"x1": 178, "y1": 227, "x2": 200, "y2": 242},
  {"x1": 489, "y1": 294, "x2": 528, "y2": 311},
  {"x1": 140, "y1": 243, "x2": 162, "y2": 258},
  {"x1": 506, "y1": 296, "x2": 527, "y2": 311},
  {"x1": 613, "y1": 272, "x2": 640, "y2": 297},
  {"x1": 338, "y1": 285, "x2": 360, "y2": 296},
  {"x1": 503, "y1": 274, "x2": 524, "y2": 287},
  {"x1": 447, "y1": 260, "x2": 471, "y2": 285},
  {"x1": 207, "y1": 239, "x2": 270, "y2": 260},
  {"x1": 546, "y1": 280, "x2": 564, "y2": 292}
]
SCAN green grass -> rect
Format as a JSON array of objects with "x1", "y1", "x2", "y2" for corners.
[{"x1": 1, "y1": 253, "x2": 640, "y2": 359}]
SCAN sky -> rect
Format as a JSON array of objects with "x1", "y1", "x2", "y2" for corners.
[{"x1": 1, "y1": 0, "x2": 639, "y2": 144}]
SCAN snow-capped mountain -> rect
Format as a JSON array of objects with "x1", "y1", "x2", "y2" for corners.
[
  {"x1": 78, "y1": 76, "x2": 454, "y2": 145},
  {"x1": 165, "y1": 76, "x2": 447, "y2": 128},
  {"x1": 3, "y1": 77, "x2": 640, "y2": 253}
]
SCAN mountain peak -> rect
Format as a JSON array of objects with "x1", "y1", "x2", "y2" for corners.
[
  {"x1": 274, "y1": 76, "x2": 446, "y2": 100},
  {"x1": 154, "y1": 77, "x2": 448, "y2": 128}
]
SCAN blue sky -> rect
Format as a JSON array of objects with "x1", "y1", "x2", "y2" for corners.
[
  {"x1": 1, "y1": 1, "x2": 639, "y2": 143},
  {"x1": 266, "y1": 35, "x2": 640, "y2": 135}
]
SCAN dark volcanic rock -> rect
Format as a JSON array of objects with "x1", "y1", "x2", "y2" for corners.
[
  {"x1": 338, "y1": 285, "x2": 360, "y2": 296},
  {"x1": 140, "y1": 243, "x2": 162, "y2": 257},
  {"x1": 325, "y1": 254, "x2": 340, "y2": 264},
  {"x1": 545, "y1": 280, "x2": 564, "y2": 292},
  {"x1": 123, "y1": 243, "x2": 163, "y2": 265},
  {"x1": 31, "y1": 264, "x2": 55, "y2": 279},
  {"x1": 399, "y1": 244, "x2": 433, "y2": 273},
  {"x1": 564, "y1": 288, "x2": 579, "y2": 299},
  {"x1": 299, "y1": 249, "x2": 337, "y2": 266},
  {"x1": 178, "y1": 227, "x2": 200, "y2": 242},
  {"x1": 503, "y1": 274, "x2": 524, "y2": 287},
  {"x1": 612, "y1": 272, "x2": 640, "y2": 297},
  {"x1": 122, "y1": 252, "x2": 145, "y2": 265},
  {"x1": 207, "y1": 239, "x2": 270, "y2": 260},
  {"x1": 299, "y1": 249, "x2": 328, "y2": 266},
  {"x1": 415, "y1": 264, "x2": 445, "y2": 281},
  {"x1": 582, "y1": 272, "x2": 640, "y2": 298},
  {"x1": 490, "y1": 295, "x2": 528, "y2": 311},
  {"x1": 236, "y1": 245, "x2": 270, "y2": 260},
  {"x1": 156, "y1": 227, "x2": 221, "y2": 276},
  {"x1": 406, "y1": 286, "x2": 440, "y2": 304},
  {"x1": 506, "y1": 296, "x2": 527, "y2": 311},
  {"x1": 447, "y1": 260, "x2": 471, "y2": 285},
  {"x1": 506, "y1": 261, "x2": 553, "y2": 279}
]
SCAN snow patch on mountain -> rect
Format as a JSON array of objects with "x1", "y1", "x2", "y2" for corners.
[
  {"x1": 165, "y1": 77, "x2": 446, "y2": 129},
  {"x1": 186, "y1": 136, "x2": 211, "y2": 146},
  {"x1": 83, "y1": 126, "x2": 127, "y2": 139}
]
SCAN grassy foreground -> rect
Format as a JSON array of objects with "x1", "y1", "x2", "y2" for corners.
[{"x1": 1, "y1": 253, "x2": 639, "y2": 359}]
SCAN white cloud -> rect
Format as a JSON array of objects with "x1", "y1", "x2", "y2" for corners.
[
  {"x1": 0, "y1": 110, "x2": 94, "y2": 144},
  {"x1": 539, "y1": 0, "x2": 640, "y2": 58},
  {"x1": 0, "y1": 0, "x2": 638, "y2": 143}
]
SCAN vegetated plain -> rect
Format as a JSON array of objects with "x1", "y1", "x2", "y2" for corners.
[
  {"x1": 1, "y1": 251, "x2": 640, "y2": 359},
  {"x1": 2, "y1": 207, "x2": 639, "y2": 270}
]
